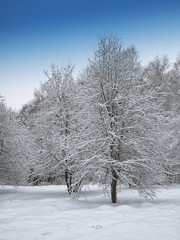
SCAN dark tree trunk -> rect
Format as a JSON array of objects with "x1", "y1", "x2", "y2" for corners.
[
  {"x1": 65, "y1": 169, "x2": 72, "y2": 193},
  {"x1": 111, "y1": 169, "x2": 118, "y2": 203}
]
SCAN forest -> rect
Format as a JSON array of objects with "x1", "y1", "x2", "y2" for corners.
[{"x1": 1, "y1": 36, "x2": 180, "y2": 203}]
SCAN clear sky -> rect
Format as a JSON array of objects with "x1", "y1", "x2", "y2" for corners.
[{"x1": 0, "y1": 0, "x2": 180, "y2": 110}]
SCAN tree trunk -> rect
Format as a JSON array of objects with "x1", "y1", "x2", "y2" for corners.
[
  {"x1": 65, "y1": 169, "x2": 72, "y2": 193},
  {"x1": 111, "y1": 169, "x2": 118, "y2": 203},
  {"x1": 72, "y1": 179, "x2": 82, "y2": 193}
]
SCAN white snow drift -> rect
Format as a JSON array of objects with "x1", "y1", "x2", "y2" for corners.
[{"x1": 0, "y1": 184, "x2": 180, "y2": 240}]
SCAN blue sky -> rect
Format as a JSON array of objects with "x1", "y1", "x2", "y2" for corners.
[{"x1": 0, "y1": 0, "x2": 180, "y2": 110}]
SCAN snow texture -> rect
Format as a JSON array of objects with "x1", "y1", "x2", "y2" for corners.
[{"x1": 0, "y1": 185, "x2": 180, "y2": 240}]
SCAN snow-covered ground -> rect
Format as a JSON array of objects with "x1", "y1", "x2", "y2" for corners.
[{"x1": 0, "y1": 184, "x2": 180, "y2": 240}]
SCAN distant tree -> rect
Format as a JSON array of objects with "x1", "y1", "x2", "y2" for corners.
[
  {"x1": 20, "y1": 64, "x2": 82, "y2": 191},
  {"x1": 167, "y1": 54, "x2": 180, "y2": 182},
  {"x1": 144, "y1": 55, "x2": 180, "y2": 182},
  {"x1": 0, "y1": 96, "x2": 33, "y2": 185}
]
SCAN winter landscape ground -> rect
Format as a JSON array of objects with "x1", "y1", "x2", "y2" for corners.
[{"x1": 0, "y1": 184, "x2": 180, "y2": 240}]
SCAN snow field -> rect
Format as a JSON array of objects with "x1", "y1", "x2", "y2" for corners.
[{"x1": 0, "y1": 185, "x2": 180, "y2": 240}]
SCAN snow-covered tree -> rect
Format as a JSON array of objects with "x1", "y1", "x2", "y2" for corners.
[
  {"x1": 144, "y1": 55, "x2": 180, "y2": 183},
  {"x1": 0, "y1": 96, "x2": 34, "y2": 185},
  {"x1": 167, "y1": 55, "x2": 180, "y2": 182},
  {"x1": 77, "y1": 37, "x2": 171, "y2": 203},
  {"x1": 20, "y1": 64, "x2": 82, "y2": 191}
]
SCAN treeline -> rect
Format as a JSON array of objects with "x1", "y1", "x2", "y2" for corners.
[{"x1": 1, "y1": 37, "x2": 180, "y2": 203}]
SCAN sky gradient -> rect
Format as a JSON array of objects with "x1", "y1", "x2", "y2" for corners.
[{"x1": 1, "y1": 0, "x2": 180, "y2": 110}]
